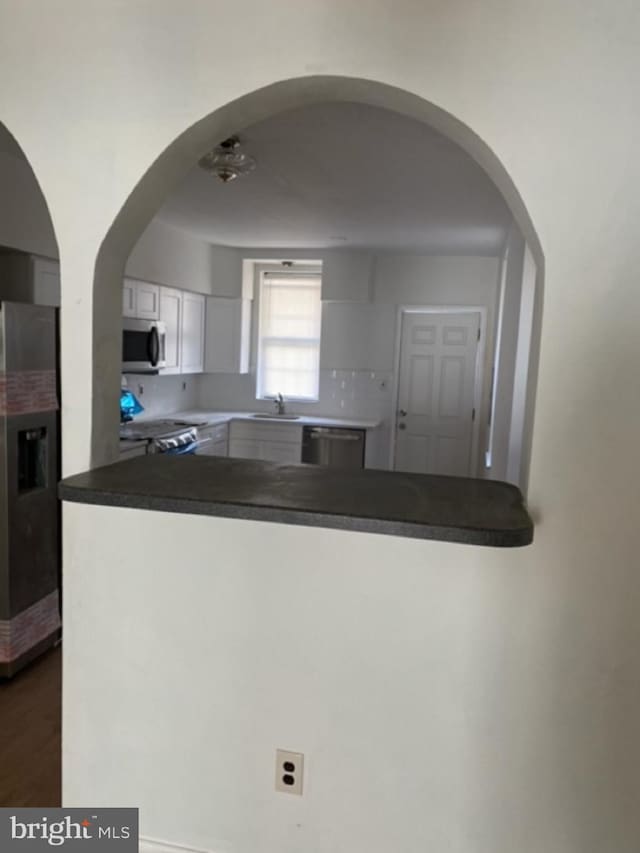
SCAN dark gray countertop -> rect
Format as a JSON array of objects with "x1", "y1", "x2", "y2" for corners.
[{"x1": 59, "y1": 455, "x2": 533, "y2": 548}]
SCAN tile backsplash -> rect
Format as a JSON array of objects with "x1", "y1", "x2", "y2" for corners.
[
  {"x1": 122, "y1": 374, "x2": 198, "y2": 419},
  {"x1": 197, "y1": 369, "x2": 393, "y2": 421}
]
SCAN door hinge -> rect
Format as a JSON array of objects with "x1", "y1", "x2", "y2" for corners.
[
  {"x1": 477, "y1": 327, "x2": 481, "y2": 341},
  {"x1": 472, "y1": 408, "x2": 476, "y2": 422}
]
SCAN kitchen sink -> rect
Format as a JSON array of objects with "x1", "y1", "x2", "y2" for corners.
[{"x1": 251, "y1": 413, "x2": 301, "y2": 420}]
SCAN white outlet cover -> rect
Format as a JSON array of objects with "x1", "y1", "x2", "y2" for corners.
[{"x1": 275, "y1": 749, "x2": 304, "y2": 795}]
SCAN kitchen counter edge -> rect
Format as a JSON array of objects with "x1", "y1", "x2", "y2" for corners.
[{"x1": 59, "y1": 455, "x2": 534, "y2": 549}]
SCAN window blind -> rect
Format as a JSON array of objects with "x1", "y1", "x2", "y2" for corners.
[{"x1": 256, "y1": 272, "x2": 322, "y2": 400}]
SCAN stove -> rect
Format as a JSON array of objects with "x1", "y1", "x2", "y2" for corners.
[{"x1": 119, "y1": 419, "x2": 201, "y2": 441}]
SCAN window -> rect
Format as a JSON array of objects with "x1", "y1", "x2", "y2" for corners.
[{"x1": 256, "y1": 269, "x2": 322, "y2": 401}]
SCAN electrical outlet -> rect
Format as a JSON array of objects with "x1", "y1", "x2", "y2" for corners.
[{"x1": 275, "y1": 749, "x2": 304, "y2": 796}]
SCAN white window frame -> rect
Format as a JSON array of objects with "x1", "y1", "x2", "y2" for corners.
[{"x1": 254, "y1": 264, "x2": 323, "y2": 402}]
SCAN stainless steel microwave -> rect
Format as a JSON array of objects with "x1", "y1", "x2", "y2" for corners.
[{"x1": 122, "y1": 318, "x2": 167, "y2": 373}]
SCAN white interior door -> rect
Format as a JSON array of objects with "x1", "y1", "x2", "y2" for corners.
[{"x1": 394, "y1": 310, "x2": 481, "y2": 477}]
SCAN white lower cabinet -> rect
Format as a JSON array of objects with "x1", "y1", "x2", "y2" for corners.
[
  {"x1": 228, "y1": 438, "x2": 261, "y2": 460},
  {"x1": 197, "y1": 423, "x2": 229, "y2": 456},
  {"x1": 261, "y1": 441, "x2": 302, "y2": 464},
  {"x1": 228, "y1": 421, "x2": 302, "y2": 464}
]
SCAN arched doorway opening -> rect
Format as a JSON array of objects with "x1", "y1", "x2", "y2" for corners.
[
  {"x1": 95, "y1": 76, "x2": 543, "y2": 493},
  {"x1": 0, "y1": 120, "x2": 61, "y2": 803}
]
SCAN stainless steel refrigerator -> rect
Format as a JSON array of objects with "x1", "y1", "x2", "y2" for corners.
[{"x1": 0, "y1": 302, "x2": 60, "y2": 677}]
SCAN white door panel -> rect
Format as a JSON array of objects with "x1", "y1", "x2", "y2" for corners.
[
  {"x1": 395, "y1": 311, "x2": 480, "y2": 477},
  {"x1": 159, "y1": 287, "x2": 182, "y2": 374},
  {"x1": 122, "y1": 280, "x2": 137, "y2": 317},
  {"x1": 135, "y1": 282, "x2": 160, "y2": 320},
  {"x1": 180, "y1": 292, "x2": 205, "y2": 373}
]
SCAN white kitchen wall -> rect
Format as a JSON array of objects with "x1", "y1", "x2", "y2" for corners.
[
  {"x1": 126, "y1": 220, "x2": 240, "y2": 296},
  {"x1": 69, "y1": 502, "x2": 546, "y2": 853},
  {"x1": 0, "y1": 147, "x2": 58, "y2": 258},
  {"x1": 236, "y1": 249, "x2": 373, "y2": 302},
  {"x1": 506, "y1": 244, "x2": 538, "y2": 492},
  {"x1": 489, "y1": 225, "x2": 525, "y2": 481},
  {"x1": 122, "y1": 373, "x2": 198, "y2": 419}
]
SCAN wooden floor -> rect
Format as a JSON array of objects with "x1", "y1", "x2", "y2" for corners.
[{"x1": 0, "y1": 646, "x2": 61, "y2": 806}]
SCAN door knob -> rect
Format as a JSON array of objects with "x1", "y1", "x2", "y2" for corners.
[{"x1": 398, "y1": 423, "x2": 407, "y2": 430}]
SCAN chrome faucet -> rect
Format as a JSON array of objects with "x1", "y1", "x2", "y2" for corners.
[{"x1": 274, "y1": 392, "x2": 285, "y2": 415}]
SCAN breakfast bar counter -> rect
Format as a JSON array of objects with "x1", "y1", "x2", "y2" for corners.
[{"x1": 59, "y1": 454, "x2": 534, "y2": 548}]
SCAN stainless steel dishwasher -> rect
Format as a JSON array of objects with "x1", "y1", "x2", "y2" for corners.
[{"x1": 301, "y1": 426, "x2": 366, "y2": 469}]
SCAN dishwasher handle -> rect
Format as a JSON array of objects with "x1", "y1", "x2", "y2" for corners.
[{"x1": 308, "y1": 428, "x2": 362, "y2": 441}]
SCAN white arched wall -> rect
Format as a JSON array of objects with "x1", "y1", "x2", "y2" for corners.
[
  {"x1": 93, "y1": 75, "x2": 543, "y2": 479},
  {"x1": 1, "y1": 3, "x2": 639, "y2": 849},
  {"x1": 0, "y1": 124, "x2": 59, "y2": 260}
]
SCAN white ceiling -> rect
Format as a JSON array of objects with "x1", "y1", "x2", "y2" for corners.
[{"x1": 156, "y1": 102, "x2": 512, "y2": 255}]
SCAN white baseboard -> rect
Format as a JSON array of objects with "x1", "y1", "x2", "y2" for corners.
[{"x1": 140, "y1": 836, "x2": 231, "y2": 853}]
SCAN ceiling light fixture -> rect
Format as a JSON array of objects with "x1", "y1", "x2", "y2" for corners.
[{"x1": 198, "y1": 135, "x2": 256, "y2": 183}]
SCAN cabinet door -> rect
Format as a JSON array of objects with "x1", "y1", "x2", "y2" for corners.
[
  {"x1": 196, "y1": 424, "x2": 228, "y2": 456},
  {"x1": 198, "y1": 437, "x2": 228, "y2": 457},
  {"x1": 123, "y1": 279, "x2": 137, "y2": 317},
  {"x1": 159, "y1": 287, "x2": 182, "y2": 374},
  {"x1": 180, "y1": 292, "x2": 205, "y2": 374},
  {"x1": 135, "y1": 281, "x2": 160, "y2": 320},
  {"x1": 260, "y1": 441, "x2": 301, "y2": 464},
  {"x1": 229, "y1": 438, "x2": 261, "y2": 460},
  {"x1": 230, "y1": 420, "x2": 302, "y2": 444},
  {"x1": 32, "y1": 258, "x2": 60, "y2": 307}
]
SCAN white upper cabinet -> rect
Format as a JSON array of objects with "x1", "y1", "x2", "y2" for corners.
[
  {"x1": 122, "y1": 280, "x2": 136, "y2": 317},
  {"x1": 123, "y1": 279, "x2": 205, "y2": 375},
  {"x1": 180, "y1": 291, "x2": 205, "y2": 374},
  {"x1": 204, "y1": 297, "x2": 251, "y2": 374},
  {"x1": 0, "y1": 253, "x2": 60, "y2": 306},
  {"x1": 123, "y1": 278, "x2": 160, "y2": 320},
  {"x1": 32, "y1": 257, "x2": 61, "y2": 307},
  {"x1": 158, "y1": 287, "x2": 182, "y2": 374}
]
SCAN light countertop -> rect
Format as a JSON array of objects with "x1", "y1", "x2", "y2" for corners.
[
  {"x1": 121, "y1": 410, "x2": 380, "y2": 439},
  {"x1": 172, "y1": 410, "x2": 381, "y2": 429}
]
